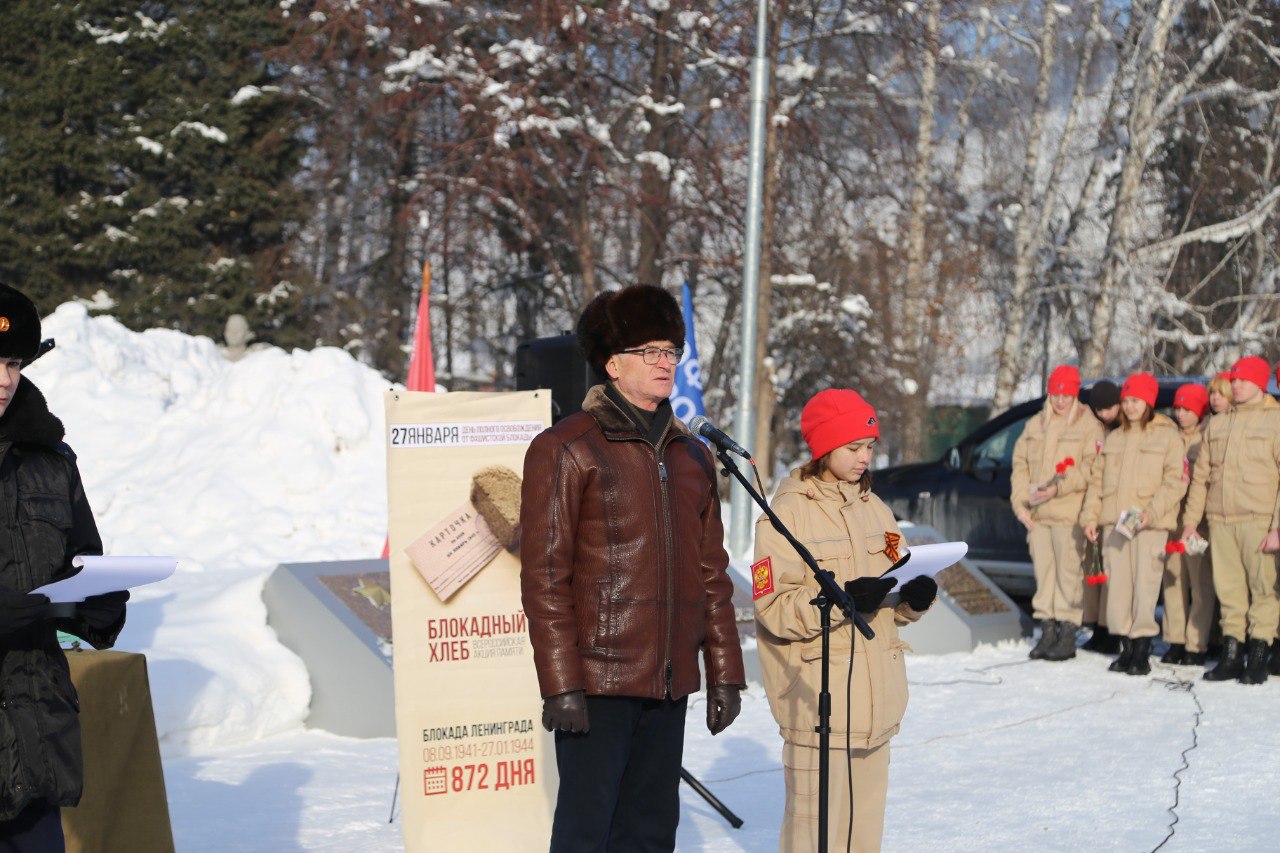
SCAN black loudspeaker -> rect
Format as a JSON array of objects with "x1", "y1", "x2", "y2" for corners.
[{"x1": 516, "y1": 333, "x2": 595, "y2": 424}]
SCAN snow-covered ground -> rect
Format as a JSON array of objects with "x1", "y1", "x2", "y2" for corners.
[{"x1": 26, "y1": 305, "x2": 1279, "y2": 851}]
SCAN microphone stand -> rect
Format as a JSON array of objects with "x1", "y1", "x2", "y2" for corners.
[{"x1": 713, "y1": 448, "x2": 873, "y2": 853}]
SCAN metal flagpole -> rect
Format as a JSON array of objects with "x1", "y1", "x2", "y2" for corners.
[{"x1": 729, "y1": 0, "x2": 771, "y2": 558}]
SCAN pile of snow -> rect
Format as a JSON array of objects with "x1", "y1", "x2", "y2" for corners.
[{"x1": 26, "y1": 303, "x2": 391, "y2": 754}]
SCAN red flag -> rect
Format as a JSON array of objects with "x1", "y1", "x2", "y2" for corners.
[
  {"x1": 384, "y1": 260, "x2": 436, "y2": 558},
  {"x1": 406, "y1": 260, "x2": 436, "y2": 392}
]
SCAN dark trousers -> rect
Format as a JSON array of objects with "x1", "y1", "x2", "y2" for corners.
[
  {"x1": 0, "y1": 800, "x2": 64, "y2": 853},
  {"x1": 550, "y1": 695, "x2": 688, "y2": 853}
]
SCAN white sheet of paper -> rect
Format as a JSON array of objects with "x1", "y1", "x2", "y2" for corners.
[
  {"x1": 880, "y1": 542, "x2": 968, "y2": 590},
  {"x1": 30, "y1": 555, "x2": 177, "y2": 602}
]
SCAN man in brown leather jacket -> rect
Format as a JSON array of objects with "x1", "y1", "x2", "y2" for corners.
[{"x1": 520, "y1": 285, "x2": 745, "y2": 852}]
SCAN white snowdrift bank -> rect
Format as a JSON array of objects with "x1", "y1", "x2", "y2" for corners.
[{"x1": 26, "y1": 303, "x2": 391, "y2": 754}]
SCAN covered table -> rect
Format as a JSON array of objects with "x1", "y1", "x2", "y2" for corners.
[{"x1": 61, "y1": 649, "x2": 174, "y2": 853}]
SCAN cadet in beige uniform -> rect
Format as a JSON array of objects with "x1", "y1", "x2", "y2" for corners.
[
  {"x1": 1182, "y1": 356, "x2": 1280, "y2": 684},
  {"x1": 1274, "y1": 361, "x2": 1280, "y2": 677},
  {"x1": 1207, "y1": 371, "x2": 1233, "y2": 416},
  {"x1": 1160, "y1": 383, "x2": 1214, "y2": 666},
  {"x1": 1010, "y1": 365, "x2": 1104, "y2": 661},
  {"x1": 1082, "y1": 372, "x2": 1187, "y2": 676},
  {"x1": 1081, "y1": 380, "x2": 1122, "y2": 654},
  {"x1": 754, "y1": 389, "x2": 936, "y2": 853}
]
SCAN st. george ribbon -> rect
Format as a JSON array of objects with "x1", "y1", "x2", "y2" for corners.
[{"x1": 688, "y1": 416, "x2": 751, "y2": 458}]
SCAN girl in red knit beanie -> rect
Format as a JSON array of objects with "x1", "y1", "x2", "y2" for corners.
[
  {"x1": 1081, "y1": 372, "x2": 1188, "y2": 676},
  {"x1": 753, "y1": 388, "x2": 936, "y2": 852},
  {"x1": 1161, "y1": 384, "x2": 1216, "y2": 665},
  {"x1": 1009, "y1": 364, "x2": 1103, "y2": 661}
]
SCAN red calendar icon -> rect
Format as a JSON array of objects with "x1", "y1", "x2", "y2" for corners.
[{"x1": 424, "y1": 766, "x2": 448, "y2": 796}]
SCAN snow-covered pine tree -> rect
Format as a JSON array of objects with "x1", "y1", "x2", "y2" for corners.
[{"x1": 0, "y1": 0, "x2": 312, "y2": 347}]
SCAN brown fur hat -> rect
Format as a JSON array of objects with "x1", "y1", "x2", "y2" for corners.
[{"x1": 576, "y1": 285, "x2": 684, "y2": 379}]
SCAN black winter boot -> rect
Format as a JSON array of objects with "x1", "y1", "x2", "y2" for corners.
[
  {"x1": 1030, "y1": 620, "x2": 1058, "y2": 660},
  {"x1": 1126, "y1": 637, "x2": 1153, "y2": 676},
  {"x1": 1239, "y1": 638, "x2": 1270, "y2": 685},
  {"x1": 1043, "y1": 622, "x2": 1079, "y2": 661},
  {"x1": 1203, "y1": 637, "x2": 1244, "y2": 681},
  {"x1": 1182, "y1": 650, "x2": 1207, "y2": 666},
  {"x1": 1160, "y1": 643, "x2": 1185, "y2": 665},
  {"x1": 1083, "y1": 625, "x2": 1121, "y2": 654},
  {"x1": 1081, "y1": 624, "x2": 1109, "y2": 653},
  {"x1": 1108, "y1": 638, "x2": 1134, "y2": 673},
  {"x1": 1269, "y1": 640, "x2": 1280, "y2": 677}
]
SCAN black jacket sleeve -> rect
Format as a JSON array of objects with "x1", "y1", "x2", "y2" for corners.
[{"x1": 53, "y1": 454, "x2": 124, "y2": 649}]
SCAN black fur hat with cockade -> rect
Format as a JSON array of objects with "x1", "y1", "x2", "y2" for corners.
[
  {"x1": 0, "y1": 285, "x2": 41, "y2": 363},
  {"x1": 576, "y1": 285, "x2": 685, "y2": 380}
]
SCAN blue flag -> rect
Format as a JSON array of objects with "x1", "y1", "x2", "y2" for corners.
[{"x1": 671, "y1": 282, "x2": 706, "y2": 425}]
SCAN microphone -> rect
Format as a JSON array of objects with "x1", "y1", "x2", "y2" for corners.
[{"x1": 688, "y1": 416, "x2": 752, "y2": 458}]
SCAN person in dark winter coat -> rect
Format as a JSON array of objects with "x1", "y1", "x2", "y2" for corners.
[
  {"x1": 0, "y1": 285, "x2": 128, "y2": 850},
  {"x1": 1081, "y1": 379, "x2": 1122, "y2": 654}
]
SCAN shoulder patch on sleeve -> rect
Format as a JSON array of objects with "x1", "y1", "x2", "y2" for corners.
[{"x1": 751, "y1": 557, "x2": 774, "y2": 600}]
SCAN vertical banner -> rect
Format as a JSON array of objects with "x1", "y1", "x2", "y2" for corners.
[
  {"x1": 386, "y1": 390, "x2": 555, "y2": 851},
  {"x1": 670, "y1": 281, "x2": 705, "y2": 425}
]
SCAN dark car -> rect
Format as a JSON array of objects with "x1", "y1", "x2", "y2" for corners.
[{"x1": 876, "y1": 378, "x2": 1200, "y2": 597}]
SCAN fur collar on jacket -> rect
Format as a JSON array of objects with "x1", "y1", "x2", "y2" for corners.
[
  {"x1": 581, "y1": 384, "x2": 690, "y2": 442},
  {"x1": 0, "y1": 376, "x2": 66, "y2": 450}
]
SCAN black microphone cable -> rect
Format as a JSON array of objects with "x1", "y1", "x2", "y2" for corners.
[
  {"x1": 846, "y1": 634, "x2": 855, "y2": 852},
  {"x1": 1147, "y1": 664, "x2": 1204, "y2": 853}
]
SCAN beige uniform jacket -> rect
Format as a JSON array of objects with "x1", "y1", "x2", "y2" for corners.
[
  {"x1": 1176, "y1": 423, "x2": 1205, "y2": 530},
  {"x1": 1010, "y1": 399, "x2": 1105, "y2": 524},
  {"x1": 1081, "y1": 414, "x2": 1187, "y2": 532},
  {"x1": 753, "y1": 473, "x2": 925, "y2": 750},
  {"x1": 1183, "y1": 394, "x2": 1280, "y2": 530}
]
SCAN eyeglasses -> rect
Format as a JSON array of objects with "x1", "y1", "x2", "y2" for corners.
[{"x1": 618, "y1": 346, "x2": 684, "y2": 365}]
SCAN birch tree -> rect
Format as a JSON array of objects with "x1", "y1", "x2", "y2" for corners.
[
  {"x1": 897, "y1": 0, "x2": 941, "y2": 461},
  {"x1": 990, "y1": 0, "x2": 1063, "y2": 412}
]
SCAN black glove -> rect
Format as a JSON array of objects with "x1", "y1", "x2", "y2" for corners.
[
  {"x1": 76, "y1": 590, "x2": 129, "y2": 631},
  {"x1": 706, "y1": 685, "x2": 742, "y2": 735},
  {"x1": 844, "y1": 576, "x2": 895, "y2": 613},
  {"x1": 899, "y1": 576, "x2": 938, "y2": 612},
  {"x1": 0, "y1": 588, "x2": 50, "y2": 635},
  {"x1": 542, "y1": 690, "x2": 589, "y2": 734}
]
